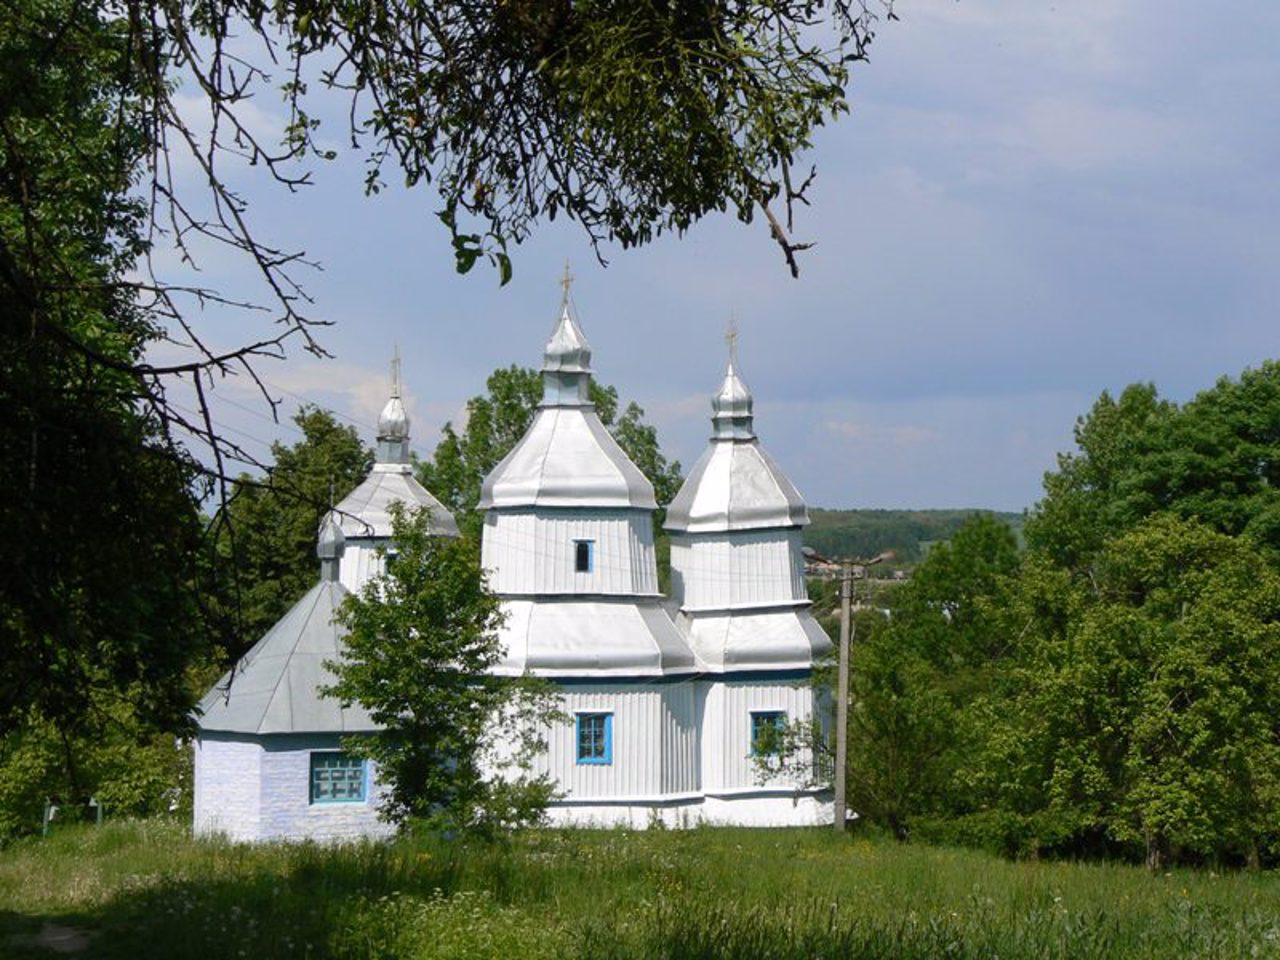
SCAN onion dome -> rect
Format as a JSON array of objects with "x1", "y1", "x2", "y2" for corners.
[
  {"x1": 712, "y1": 361, "x2": 754, "y2": 440},
  {"x1": 665, "y1": 359, "x2": 808, "y2": 533},
  {"x1": 478, "y1": 300, "x2": 656, "y2": 510},
  {"x1": 334, "y1": 353, "x2": 460, "y2": 540},
  {"x1": 376, "y1": 350, "x2": 411, "y2": 463},
  {"x1": 316, "y1": 511, "x2": 345, "y2": 581}
]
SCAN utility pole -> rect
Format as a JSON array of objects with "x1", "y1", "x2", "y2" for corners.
[
  {"x1": 833, "y1": 561, "x2": 852, "y2": 833},
  {"x1": 821, "y1": 550, "x2": 891, "y2": 833}
]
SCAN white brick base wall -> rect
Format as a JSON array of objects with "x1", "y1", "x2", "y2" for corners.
[{"x1": 194, "y1": 733, "x2": 393, "y2": 843}]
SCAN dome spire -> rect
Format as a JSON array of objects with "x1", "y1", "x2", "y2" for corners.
[
  {"x1": 712, "y1": 316, "x2": 754, "y2": 440},
  {"x1": 376, "y1": 347, "x2": 411, "y2": 465},
  {"x1": 542, "y1": 261, "x2": 593, "y2": 406}
]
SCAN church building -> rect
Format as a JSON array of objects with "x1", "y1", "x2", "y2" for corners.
[
  {"x1": 193, "y1": 292, "x2": 831, "y2": 838},
  {"x1": 192, "y1": 364, "x2": 457, "y2": 841}
]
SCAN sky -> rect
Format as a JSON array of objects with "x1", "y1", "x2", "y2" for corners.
[{"x1": 155, "y1": 1, "x2": 1280, "y2": 512}]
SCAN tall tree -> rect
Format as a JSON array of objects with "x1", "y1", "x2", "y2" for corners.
[
  {"x1": 1, "y1": 0, "x2": 208, "y2": 739},
  {"x1": 977, "y1": 516, "x2": 1280, "y2": 866},
  {"x1": 841, "y1": 514, "x2": 1020, "y2": 837},
  {"x1": 1026, "y1": 363, "x2": 1280, "y2": 574},
  {"x1": 327, "y1": 505, "x2": 560, "y2": 831},
  {"x1": 1024, "y1": 384, "x2": 1174, "y2": 573},
  {"x1": 216, "y1": 407, "x2": 373, "y2": 652}
]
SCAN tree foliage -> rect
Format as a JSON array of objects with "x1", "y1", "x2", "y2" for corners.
[
  {"x1": 1, "y1": 0, "x2": 209, "y2": 739},
  {"x1": 326, "y1": 505, "x2": 559, "y2": 831},
  {"x1": 976, "y1": 516, "x2": 1280, "y2": 866},
  {"x1": 834, "y1": 366, "x2": 1280, "y2": 867},
  {"x1": 1026, "y1": 364, "x2": 1280, "y2": 572},
  {"x1": 838, "y1": 514, "x2": 1019, "y2": 837},
  {"x1": 158, "y1": 0, "x2": 895, "y2": 280}
]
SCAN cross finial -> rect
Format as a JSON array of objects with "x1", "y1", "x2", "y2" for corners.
[
  {"x1": 725, "y1": 314, "x2": 739, "y2": 366},
  {"x1": 390, "y1": 344, "x2": 402, "y2": 399},
  {"x1": 559, "y1": 260, "x2": 574, "y2": 309}
]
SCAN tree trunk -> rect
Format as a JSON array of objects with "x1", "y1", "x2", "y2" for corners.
[{"x1": 1145, "y1": 832, "x2": 1166, "y2": 871}]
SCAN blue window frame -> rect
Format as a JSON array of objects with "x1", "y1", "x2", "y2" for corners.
[
  {"x1": 750, "y1": 710, "x2": 787, "y2": 757},
  {"x1": 574, "y1": 539, "x2": 594, "y2": 573},
  {"x1": 310, "y1": 753, "x2": 367, "y2": 803},
  {"x1": 576, "y1": 712, "x2": 612, "y2": 765}
]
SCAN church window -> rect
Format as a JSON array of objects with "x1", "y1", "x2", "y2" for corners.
[
  {"x1": 576, "y1": 712, "x2": 612, "y2": 764},
  {"x1": 750, "y1": 711, "x2": 787, "y2": 757},
  {"x1": 310, "y1": 752, "x2": 367, "y2": 803},
  {"x1": 574, "y1": 539, "x2": 594, "y2": 573}
]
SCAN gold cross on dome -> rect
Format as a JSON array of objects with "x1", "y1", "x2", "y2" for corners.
[
  {"x1": 559, "y1": 260, "x2": 574, "y2": 308},
  {"x1": 725, "y1": 314, "x2": 739, "y2": 365},
  {"x1": 390, "y1": 344, "x2": 402, "y2": 398}
]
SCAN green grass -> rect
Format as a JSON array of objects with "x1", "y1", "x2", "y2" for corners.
[{"x1": 3, "y1": 819, "x2": 1280, "y2": 958}]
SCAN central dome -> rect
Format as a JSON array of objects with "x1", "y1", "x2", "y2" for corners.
[{"x1": 478, "y1": 303, "x2": 655, "y2": 510}]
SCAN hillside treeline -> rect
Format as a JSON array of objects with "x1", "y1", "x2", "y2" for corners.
[
  {"x1": 840, "y1": 362, "x2": 1280, "y2": 868},
  {"x1": 805, "y1": 509, "x2": 1022, "y2": 565}
]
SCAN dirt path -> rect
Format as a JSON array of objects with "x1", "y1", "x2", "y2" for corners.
[{"x1": 8, "y1": 922, "x2": 93, "y2": 955}]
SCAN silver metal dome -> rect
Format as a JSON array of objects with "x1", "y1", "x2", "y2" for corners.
[
  {"x1": 480, "y1": 294, "x2": 655, "y2": 510},
  {"x1": 665, "y1": 359, "x2": 808, "y2": 533},
  {"x1": 377, "y1": 394, "x2": 409, "y2": 441},
  {"x1": 316, "y1": 511, "x2": 346, "y2": 580}
]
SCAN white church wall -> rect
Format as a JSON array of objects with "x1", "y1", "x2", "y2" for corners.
[
  {"x1": 482, "y1": 509, "x2": 658, "y2": 596},
  {"x1": 669, "y1": 530, "x2": 807, "y2": 611},
  {"x1": 257, "y1": 735, "x2": 394, "y2": 842},
  {"x1": 659, "y1": 683, "x2": 700, "y2": 795},
  {"x1": 195, "y1": 734, "x2": 393, "y2": 843},
  {"x1": 536, "y1": 683, "x2": 699, "y2": 807},
  {"x1": 698, "y1": 677, "x2": 817, "y2": 795},
  {"x1": 338, "y1": 540, "x2": 387, "y2": 594},
  {"x1": 699, "y1": 792, "x2": 831, "y2": 827},
  {"x1": 193, "y1": 735, "x2": 261, "y2": 841}
]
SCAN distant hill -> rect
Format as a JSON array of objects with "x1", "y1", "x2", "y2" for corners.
[{"x1": 804, "y1": 508, "x2": 1025, "y2": 567}]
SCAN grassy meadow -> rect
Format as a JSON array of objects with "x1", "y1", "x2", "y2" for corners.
[{"x1": 3, "y1": 820, "x2": 1280, "y2": 959}]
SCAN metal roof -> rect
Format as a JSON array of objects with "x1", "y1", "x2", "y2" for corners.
[
  {"x1": 479, "y1": 408, "x2": 656, "y2": 509},
  {"x1": 664, "y1": 362, "x2": 809, "y2": 533},
  {"x1": 478, "y1": 302, "x2": 656, "y2": 510},
  {"x1": 491, "y1": 598, "x2": 699, "y2": 676},
  {"x1": 335, "y1": 463, "x2": 459, "y2": 539},
  {"x1": 675, "y1": 608, "x2": 832, "y2": 671},
  {"x1": 333, "y1": 354, "x2": 458, "y2": 539},
  {"x1": 195, "y1": 579, "x2": 377, "y2": 735}
]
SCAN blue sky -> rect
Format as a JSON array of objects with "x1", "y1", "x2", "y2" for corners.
[{"x1": 158, "y1": 1, "x2": 1280, "y2": 512}]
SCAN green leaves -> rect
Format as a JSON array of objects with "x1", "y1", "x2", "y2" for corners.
[
  {"x1": 982, "y1": 516, "x2": 1280, "y2": 865},
  {"x1": 326, "y1": 504, "x2": 559, "y2": 832}
]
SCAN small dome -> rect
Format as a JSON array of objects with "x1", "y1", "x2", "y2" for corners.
[
  {"x1": 377, "y1": 393, "x2": 409, "y2": 440},
  {"x1": 378, "y1": 349, "x2": 410, "y2": 440},
  {"x1": 665, "y1": 357, "x2": 807, "y2": 533},
  {"x1": 712, "y1": 361, "x2": 754, "y2": 438},
  {"x1": 543, "y1": 304, "x2": 592, "y2": 373},
  {"x1": 317, "y1": 512, "x2": 346, "y2": 561}
]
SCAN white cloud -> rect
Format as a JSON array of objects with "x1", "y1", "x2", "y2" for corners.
[{"x1": 823, "y1": 419, "x2": 939, "y2": 448}]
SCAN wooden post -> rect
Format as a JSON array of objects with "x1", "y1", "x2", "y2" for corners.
[{"x1": 833, "y1": 562, "x2": 852, "y2": 832}]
